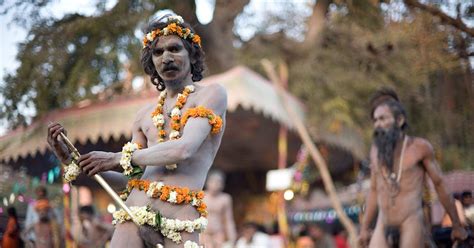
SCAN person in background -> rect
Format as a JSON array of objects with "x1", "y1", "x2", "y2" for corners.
[
  {"x1": 307, "y1": 223, "x2": 336, "y2": 248},
  {"x1": 72, "y1": 205, "x2": 114, "y2": 248},
  {"x1": 236, "y1": 222, "x2": 271, "y2": 248},
  {"x1": 22, "y1": 199, "x2": 60, "y2": 248},
  {"x1": 201, "y1": 170, "x2": 237, "y2": 248},
  {"x1": 333, "y1": 229, "x2": 349, "y2": 248},
  {"x1": 2, "y1": 207, "x2": 21, "y2": 248}
]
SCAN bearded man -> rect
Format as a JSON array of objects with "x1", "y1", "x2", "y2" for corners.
[
  {"x1": 47, "y1": 14, "x2": 226, "y2": 248},
  {"x1": 358, "y1": 89, "x2": 468, "y2": 247}
]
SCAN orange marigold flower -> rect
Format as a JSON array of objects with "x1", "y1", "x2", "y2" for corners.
[
  {"x1": 159, "y1": 130, "x2": 166, "y2": 137},
  {"x1": 160, "y1": 193, "x2": 168, "y2": 201},
  {"x1": 168, "y1": 23, "x2": 178, "y2": 33},
  {"x1": 171, "y1": 123, "x2": 180, "y2": 130},
  {"x1": 176, "y1": 195, "x2": 184, "y2": 204},
  {"x1": 177, "y1": 26, "x2": 183, "y2": 36},
  {"x1": 197, "y1": 191, "x2": 205, "y2": 199},
  {"x1": 172, "y1": 115, "x2": 180, "y2": 121},
  {"x1": 192, "y1": 35, "x2": 201, "y2": 46},
  {"x1": 182, "y1": 187, "x2": 190, "y2": 195}
]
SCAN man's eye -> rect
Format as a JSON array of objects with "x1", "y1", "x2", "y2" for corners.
[
  {"x1": 153, "y1": 49, "x2": 163, "y2": 55},
  {"x1": 170, "y1": 46, "x2": 179, "y2": 52}
]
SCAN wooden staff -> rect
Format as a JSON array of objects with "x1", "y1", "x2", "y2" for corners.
[
  {"x1": 58, "y1": 132, "x2": 139, "y2": 225},
  {"x1": 261, "y1": 59, "x2": 359, "y2": 247}
]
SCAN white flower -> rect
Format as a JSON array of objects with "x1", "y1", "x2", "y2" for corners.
[
  {"x1": 169, "y1": 130, "x2": 180, "y2": 139},
  {"x1": 120, "y1": 142, "x2": 140, "y2": 176},
  {"x1": 165, "y1": 164, "x2": 178, "y2": 170},
  {"x1": 152, "y1": 114, "x2": 165, "y2": 126},
  {"x1": 168, "y1": 191, "x2": 178, "y2": 203},
  {"x1": 64, "y1": 161, "x2": 81, "y2": 183},
  {"x1": 171, "y1": 107, "x2": 181, "y2": 117},
  {"x1": 168, "y1": 15, "x2": 184, "y2": 24},
  {"x1": 163, "y1": 27, "x2": 169, "y2": 35},
  {"x1": 184, "y1": 240, "x2": 201, "y2": 248},
  {"x1": 185, "y1": 85, "x2": 195, "y2": 92},
  {"x1": 147, "y1": 213, "x2": 156, "y2": 226},
  {"x1": 146, "y1": 32, "x2": 154, "y2": 41},
  {"x1": 156, "y1": 182, "x2": 164, "y2": 190},
  {"x1": 159, "y1": 90, "x2": 167, "y2": 98},
  {"x1": 191, "y1": 198, "x2": 198, "y2": 206}
]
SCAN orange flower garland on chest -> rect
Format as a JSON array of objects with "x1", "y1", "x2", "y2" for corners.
[{"x1": 151, "y1": 85, "x2": 195, "y2": 169}]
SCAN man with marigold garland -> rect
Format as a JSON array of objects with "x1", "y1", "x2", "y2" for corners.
[{"x1": 47, "y1": 14, "x2": 227, "y2": 248}]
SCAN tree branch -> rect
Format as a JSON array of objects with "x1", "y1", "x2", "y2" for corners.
[{"x1": 403, "y1": 0, "x2": 474, "y2": 37}]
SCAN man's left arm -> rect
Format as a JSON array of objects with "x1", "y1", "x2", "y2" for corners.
[
  {"x1": 131, "y1": 85, "x2": 227, "y2": 167},
  {"x1": 421, "y1": 140, "x2": 467, "y2": 240}
]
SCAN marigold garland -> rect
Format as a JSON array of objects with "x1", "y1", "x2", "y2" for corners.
[
  {"x1": 181, "y1": 106, "x2": 223, "y2": 134},
  {"x1": 120, "y1": 179, "x2": 208, "y2": 217},
  {"x1": 151, "y1": 85, "x2": 195, "y2": 170},
  {"x1": 143, "y1": 15, "x2": 202, "y2": 48}
]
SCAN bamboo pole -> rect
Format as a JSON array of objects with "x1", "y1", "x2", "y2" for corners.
[
  {"x1": 261, "y1": 59, "x2": 359, "y2": 247},
  {"x1": 58, "y1": 132, "x2": 140, "y2": 225}
]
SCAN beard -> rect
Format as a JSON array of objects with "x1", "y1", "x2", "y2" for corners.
[{"x1": 373, "y1": 123, "x2": 401, "y2": 172}]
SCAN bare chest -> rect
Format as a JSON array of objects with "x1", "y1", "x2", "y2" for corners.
[
  {"x1": 374, "y1": 148, "x2": 425, "y2": 190},
  {"x1": 141, "y1": 99, "x2": 199, "y2": 145}
]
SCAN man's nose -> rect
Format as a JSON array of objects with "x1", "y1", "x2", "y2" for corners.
[
  {"x1": 162, "y1": 51, "x2": 174, "y2": 64},
  {"x1": 374, "y1": 120, "x2": 381, "y2": 129}
]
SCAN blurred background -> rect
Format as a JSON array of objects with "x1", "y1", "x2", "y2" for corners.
[{"x1": 0, "y1": 0, "x2": 472, "y2": 247}]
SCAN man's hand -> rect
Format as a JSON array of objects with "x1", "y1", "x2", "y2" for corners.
[
  {"x1": 78, "y1": 151, "x2": 120, "y2": 176},
  {"x1": 47, "y1": 122, "x2": 71, "y2": 164},
  {"x1": 359, "y1": 228, "x2": 371, "y2": 247},
  {"x1": 139, "y1": 225, "x2": 164, "y2": 248},
  {"x1": 451, "y1": 225, "x2": 468, "y2": 241}
]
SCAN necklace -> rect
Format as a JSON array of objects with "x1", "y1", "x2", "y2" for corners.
[
  {"x1": 151, "y1": 85, "x2": 195, "y2": 169},
  {"x1": 381, "y1": 135, "x2": 407, "y2": 205}
]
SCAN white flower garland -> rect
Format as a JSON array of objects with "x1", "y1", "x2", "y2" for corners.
[
  {"x1": 112, "y1": 206, "x2": 207, "y2": 244},
  {"x1": 184, "y1": 240, "x2": 202, "y2": 248},
  {"x1": 120, "y1": 142, "x2": 141, "y2": 176},
  {"x1": 64, "y1": 160, "x2": 81, "y2": 183},
  {"x1": 156, "y1": 240, "x2": 202, "y2": 248}
]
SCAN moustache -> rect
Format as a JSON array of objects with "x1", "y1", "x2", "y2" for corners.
[
  {"x1": 162, "y1": 64, "x2": 179, "y2": 72},
  {"x1": 373, "y1": 127, "x2": 388, "y2": 138}
]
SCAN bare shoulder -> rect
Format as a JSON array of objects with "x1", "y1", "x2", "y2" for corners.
[
  {"x1": 195, "y1": 83, "x2": 228, "y2": 113},
  {"x1": 221, "y1": 193, "x2": 233, "y2": 204},
  {"x1": 135, "y1": 103, "x2": 154, "y2": 121},
  {"x1": 197, "y1": 83, "x2": 227, "y2": 101},
  {"x1": 411, "y1": 136, "x2": 434, "y2": 157}
]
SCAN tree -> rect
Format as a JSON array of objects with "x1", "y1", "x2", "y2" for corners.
[{"x1": 1, "y1": 0, "x2": 473, "y2": 169}]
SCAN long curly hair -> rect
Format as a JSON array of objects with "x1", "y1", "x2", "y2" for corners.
[{"x1": 141, "y1": 17, "x2": 205, "y2": 91}]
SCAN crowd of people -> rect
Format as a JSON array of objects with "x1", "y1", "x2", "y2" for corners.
[{"x1": 1, "y1": 186, "x2": 113, "y2": 248}]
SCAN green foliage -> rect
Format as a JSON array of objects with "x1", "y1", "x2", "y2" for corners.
[{"x1": 1, "y1": 0, "x2": 472, "y2": 169}]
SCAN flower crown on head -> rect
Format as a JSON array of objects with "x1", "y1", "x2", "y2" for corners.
[{"x1": 142, "y1": 15, "x2": 202, "y2": 48}]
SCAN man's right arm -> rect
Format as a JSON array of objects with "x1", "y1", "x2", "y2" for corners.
[{"x1": 78, "y1": 107, "x2": 149, "y2": 176}]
